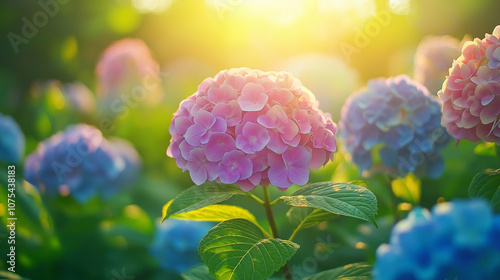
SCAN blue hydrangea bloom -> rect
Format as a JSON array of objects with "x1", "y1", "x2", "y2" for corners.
[
  {"x1": 339, "y1": 75, "x2": 449, "y2": 178},
  {"x1": 0, "y1": 114, "x2": 25, "y2": 164},
  {"x1": 374, "y1": 200, "x2": 500, "y2": 280},
  {"x1": 150, "y1": 219, "x2": 214, "y2": 274},
  {"x1": 24, "y1": 124, "x2": 140, "y2": 203}
]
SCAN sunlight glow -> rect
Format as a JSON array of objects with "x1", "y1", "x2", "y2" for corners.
[
  {"x1": 132, "y1": 0, "x2": 175, "y2": 14},
  {"x1": 388, "y1": 0, "x2": 411, "y2": 15}
]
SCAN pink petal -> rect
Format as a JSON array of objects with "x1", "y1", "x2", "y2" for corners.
[
  {"x1": 308, "y1": 148, "x2": 327, "y2": 170},
  {"x1": 278, "y1": 120, "x2": 299, "y2": 141},
  {"x1": 267, "y1": 131, "x2": 288, "y2": 154},
  {"x1": 288, "y1": 165, "x2": 309, "y2": 186},
  {"x1": 283, "y1": 146, "x2": 311, "y2": 167},
  {"x1": 207, "y1": 84, "x2": 237, "y2": 104},
  {"x1": 218, "y1": 168, "x2": 240, "y2": 184},
  {"x1": 184, "y1": 123, "x2": 207, "y2": 146},
  {"x1": 267, "y1": 88, "x2": 294, "y2": 106},
  {"x1": 205, "y1": 133, "x2": 236, "y2": 161},
  {"x1": 237, "y1": 82, "x2": 268, "y2": 111},
  {"x1": 223, "y1": 74, "x2": 246, "y2": 91},
  {"x1": 257, "y1": 105, "x2": 289, "y2": 129},
  {"x1": 268, "y1": 165, "x2": 291, "y2": 189},
  {"x1": 212, "y1": 100, "x2": 242, "y2": 126},
  {"x1": 293, "y1": 109, "x2": 312, "y2": 134},
  {"x1": 480, "y1": 98, "x2": 500, "y2": 124},
  {"x1": 200, "y1": 117, "x2": 227, "y2": 144},
  {"x1": 193, "y1": 110, "x2": 215, "y2": 129},
  {"x1": 190, "y1": 167, "x2": 208, "y2": 185}
]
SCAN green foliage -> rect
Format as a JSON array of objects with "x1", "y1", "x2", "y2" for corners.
[
  {"x1": 305, "y1": 262, "x2": 372, "y2": 280},
  {"x1": 164, "y1": 182, "x2": 246, "y2": 219},
  {"x1": 286, "y1": 207, "x2": 336, "y2": 230},
  {"x1": 473, "y1": 142, "x2": 497, "y2": 157},
  {"x1": 391, "y1": 173, "x2": 421, "y2": 204},
  {"x1": 469, "y1": 169, "x2": 500, "y2": 211},
  {"x1": 280, "y1": 182, "x2": 378, "y2": 227},
  {"x1": 198, "y1": 219, "x2": 299, "y2": 280},
  {"x1": 182, "y1": 264, "x2": 214, "y2": 280},
  {"x1": 162, "y1": 200, "x2": 258, "y2": 225}
]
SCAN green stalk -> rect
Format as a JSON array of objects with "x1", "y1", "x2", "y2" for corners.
[{"x1": 262, "y1": 187, "x2": 294, "y2": 280}]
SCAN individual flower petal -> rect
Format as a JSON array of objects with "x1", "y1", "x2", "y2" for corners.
[{"x1": 237, "y1": 82, "x2": 268, "y2": 111}]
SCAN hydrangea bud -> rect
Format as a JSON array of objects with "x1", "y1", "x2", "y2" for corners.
[
  {"x1": 150, "y1": 219, "x2": 214, "y2": 274},
  {"x1": 0, "y1": 113, "x2": 25, "y2": 164},
  {"x1": 439, "y1": 25, "x2": 500, "y2": 144},
  {"x1": 375, "y1": 200, "x2": 500, "y2": 280},
  {"x1": 24, "y1": 124, "x2": 140, "y2": 203},
  {"x1": 339, "y1": 75, "x2": 449, "y2": 178},
  {"x1": 167, "y1": 68, "x2": 338, "y2": 190}
]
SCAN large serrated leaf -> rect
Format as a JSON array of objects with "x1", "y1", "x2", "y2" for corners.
[
  {"x1": 165, "y1": 182, "x2": 245, "y2": 219},
  {"x1": 286, "y1": 207, "x2": 336, "y2": 230},
  {"x1": 198, "y1": 219, "x2": 299, "y2": 280},
  {"x1": 304, "y1": 262, "x2": 372, "y2": 280},
  {"x1": 182, "y1": 264, "x2": 215, "y2": 280},
  {"x1": 469, "y1": 169, "x2": 500, "y2": 210},
  {"x1": 280, "y1": 182, "x2": 378, "y2": 227},
  {"x1": 162, "y1": 200, "x2": 258, "y2": 225}
]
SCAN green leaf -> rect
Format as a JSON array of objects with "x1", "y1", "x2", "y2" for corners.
[
  {"x1": 286, "y1": 207, "x2": 336, "y2": 230},
  {"x1": 304, "y1": 262, "x2": 372, "y2": 280},
  {"x1": 165, "y1": 182, "x2": 245, "y2": 219},
  {"x1": 162, "y1": 200, "x2": 258, "y2": 225},
  {"x1": 391, "y1": 173, "x2": 421, "y2": 204},
  {"x1": 469, "y1": 169, "x2": 500, "y2": 210},
  {"x1": 473, "y1": 142, "x2": 497, "y2": 157},
  {"x1": 199, "y1": 219, "x2": 299, "y2": 280},
  {"x1": 182, "y1": 264, "x2": 215, "y2": 280},
  {"x1": 280, "y1": 182, "x2": 378, "y2": 227}
]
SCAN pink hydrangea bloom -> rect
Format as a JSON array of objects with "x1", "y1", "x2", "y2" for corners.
[
  {"x1": 414, "y1": 35, "x2": 462, "y2": 95},
  {"x1": 95, "y1": 38, "x2": 162, "y2": 106},
  {"x1": 167, "y1": 68, "x2": 338, "y2": 191},
  {"x1": 439, "y1": 25, "x2": 500, "y2": 144}
]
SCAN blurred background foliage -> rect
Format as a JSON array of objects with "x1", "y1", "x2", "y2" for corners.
[{"x1": 0, "y1": 0, "x2": 499, "y2": 279}]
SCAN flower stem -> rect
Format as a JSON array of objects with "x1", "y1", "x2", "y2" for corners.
[
  {"x1": 262, "y1": 187, "x2": 294, "y2": 280},
  {"x1": 247, "y1": 192, "x2": 265, "y2": 205}
]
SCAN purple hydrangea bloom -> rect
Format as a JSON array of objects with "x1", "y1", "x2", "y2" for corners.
[
  {"x1": 24, "y1": 124, "x2": 140, "y2": 203},
  {"x1": 375, "y1": 200, "x2": 500, "y2": 280},
  {"x1": 0, "y1": 114, "x2": 25, "y2": 164},
  {"x1": 150, "y1": 219, "x2": 214, "y2": 274},
  {"x1": 339, "y1": 75, "x2": 449, "y2": 178}
]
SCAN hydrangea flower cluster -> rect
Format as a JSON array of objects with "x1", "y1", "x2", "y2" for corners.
[
  {"x1": 25, "y1": 124, "x2": 141, "y2": 203},
  {"x1": 167, "y1": 68, "x2": 337, "y2": 190},
  {"x1": 95, "y1": 38, "x2": 162, "y2": 107},
  {"x1": 439, "y1": 25, "x2": 500, "y2": 144},
  {"x1": 150, "y1": 219, "x2": 214, "y2": 274},
  {"x1": 0, "y1": 113, "x2": 25, "y2": 164},
  {"x1": 375, "y1": 200, "x2": 500, "y2": 280},
  {"x1": 414, "y1": 35, "x2": 462, "y2": 95},
  {"x1": 339, "y1": 75, "x2": 449, "y2": 178}
]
